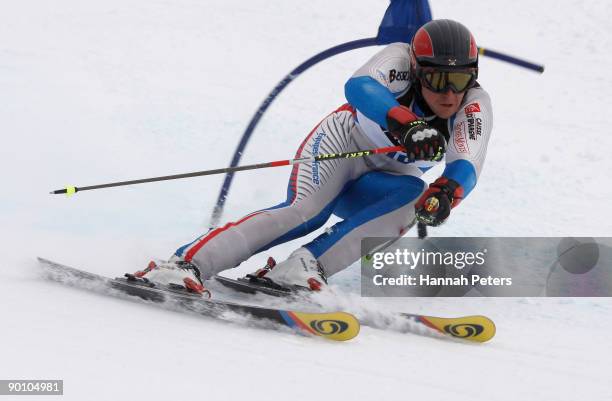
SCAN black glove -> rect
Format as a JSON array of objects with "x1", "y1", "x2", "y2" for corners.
[
  {"x1": 414, "y1": 177, "x2": 463, "y2": 226},
  {"x1": 386, "y1": 106, "x2": 446, "y2": 162}
]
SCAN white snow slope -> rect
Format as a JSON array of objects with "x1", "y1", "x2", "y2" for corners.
[{"x1": 2, "y1": 1, "x2": 612, "y2": 400}]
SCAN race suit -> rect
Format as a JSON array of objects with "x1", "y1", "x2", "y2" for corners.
[{"x1": 175, "y1": 42, "x2": 493, "y2": 278}]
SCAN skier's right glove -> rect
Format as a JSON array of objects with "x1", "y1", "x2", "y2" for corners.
[
  {"x1": 414, "y1": 177, "x2": 463, "y2": 226},
  {"x1": 386, "y1": 105, "x2": 446, "y2": 162}
]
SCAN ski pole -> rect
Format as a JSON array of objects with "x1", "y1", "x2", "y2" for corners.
[
  {"x1": 50, "y1": 145, "x2": 405, "y2": 196},
  {"x1": 417, "y1": 222, "x2": 428, "y2": 239}
]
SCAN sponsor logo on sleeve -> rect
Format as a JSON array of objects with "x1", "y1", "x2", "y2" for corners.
[
  {"x1": 453, "y1": 121, "x2": 469, "y2": 153},
  {"x1": 464, "y1": 102, "x2": 481, "y2": 114},
  {"x1": 464, "y1": 102, "x2": 483, "y2": 141},
  {"x1": 389, "y1": 69, "x2": 410, "y2": 83}
]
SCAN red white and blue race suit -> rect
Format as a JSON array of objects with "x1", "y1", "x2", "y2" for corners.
[{"x1": 175, "y1": 42, "x2": 493, "y2": 278}]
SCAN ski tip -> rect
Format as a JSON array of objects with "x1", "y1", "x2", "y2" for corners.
[
  {"x1": 420, "y1": 315, "x2": 496, "y2": 343},
  {"x1": 286, "y1": 311, "x2": 360, "y2": 341}
]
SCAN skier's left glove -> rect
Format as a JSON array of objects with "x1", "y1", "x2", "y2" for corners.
[
  {"x1": 415, "y1": 177, "x2": 464, "y2": 226},
  {"x1": 386, "y1": 106, "x2": 446, "y2": 162}
]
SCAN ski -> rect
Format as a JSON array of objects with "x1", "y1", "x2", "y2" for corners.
[
  {"x1": 37, "y1": 258, "x2": 360, "y2": 342},
  {"x1": 215, "y1": 275, "x2": 496, "y2": 343},
  {"x1": 387, "y1": 313, "x2": 495, "y2": 343}
]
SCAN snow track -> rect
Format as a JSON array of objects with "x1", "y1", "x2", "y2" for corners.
[{"x1": 1, "y1": 0, "x2": 611, "y2": 400}]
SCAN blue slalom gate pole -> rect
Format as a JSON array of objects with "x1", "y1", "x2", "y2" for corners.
[{"x1": 479, "y1": 47, "x2": 545, "y2": 73}]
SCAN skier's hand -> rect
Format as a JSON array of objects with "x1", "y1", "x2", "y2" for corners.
[
  {"x1": 415, "y1": 177, "x2": 463, "y2": 226},
  {"x1": 386, "y1": 105, "x2": 446, "y2": 162}
]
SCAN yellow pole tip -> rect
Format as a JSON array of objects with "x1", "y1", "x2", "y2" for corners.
[{"x1": 65, "y1": 186, "x2": 77, "y2": 196}]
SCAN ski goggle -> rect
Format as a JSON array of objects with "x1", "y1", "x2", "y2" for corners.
[{"x1": 417, "y1": 67, "x2": 478, "y2": 93}]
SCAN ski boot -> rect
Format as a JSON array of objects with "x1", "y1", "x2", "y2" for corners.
[
  {"x1": 127, "y1": 258, "x2": 210, "y2": 297},
  {"x1": 247, "y1": 248, "x2": 328, "y2": 292}
]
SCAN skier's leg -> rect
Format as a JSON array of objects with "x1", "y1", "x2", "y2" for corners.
[
  {"x1": 172, "y1": 106, "x2": 367, "y2": 279},
  {"x1": 305, "y1": 171, "x2": 426, "y2": 276},
  {"x1": 263, "y1": 171, "x2": 425, "y2": 288}
]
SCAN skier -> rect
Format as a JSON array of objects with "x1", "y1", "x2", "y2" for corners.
[{"x1": 133, "y1": 19, "x2": 493, "y2": 295}]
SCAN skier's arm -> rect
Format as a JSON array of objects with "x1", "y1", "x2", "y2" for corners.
[
  {"x1": 415, "y1": 88, "x2": 493, "y2": 226},
  {"x1": 344, "y1": 43, "x2": 412, "y2": 129}
]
